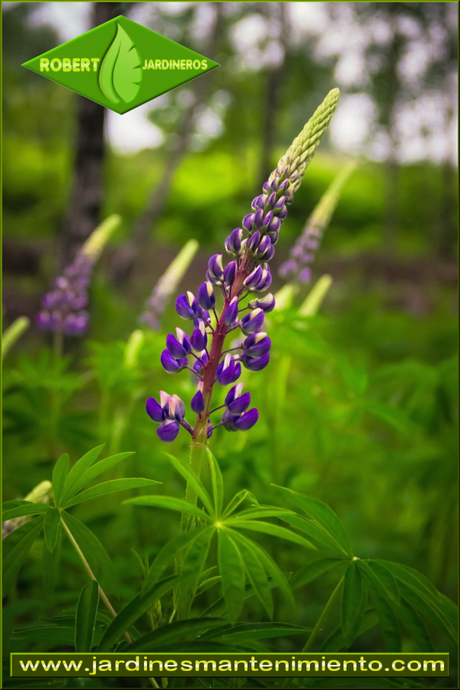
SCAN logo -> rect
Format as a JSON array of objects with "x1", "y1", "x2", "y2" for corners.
[{"x1": 22, "y1": 16, "x2": 219, "y2": 114}]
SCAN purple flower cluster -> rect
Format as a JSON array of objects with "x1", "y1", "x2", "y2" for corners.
[
  {"x1": 279, "y1": 162, "x2": 355, "y2": 284},
  {"x1": 278, "y1": 219, "x2": 321, "y2": 284},
  {"x1": 36, "y1": 252, "x2": 93, "y2": 335},
  {"x1": 146, "y1": 89, "x2": 340, "y2": 443}
]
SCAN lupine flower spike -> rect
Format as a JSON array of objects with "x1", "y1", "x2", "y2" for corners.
[
  {"x1": 279, "y1": 161, "x2": 355, "y2": 284},
  {"x1": 140, "y1": 240, "x2": 198, "y2": 330},
  {"x1": 146, "y1": 89, "x2": 340, "y2": 443},
  {"x1": 36, "y1": 215, "x2": 121, "y2": 336}
]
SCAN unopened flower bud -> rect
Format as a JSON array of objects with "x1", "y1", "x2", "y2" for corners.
[
  {"x1": 175, "y1": 291, "x2": 202, "y2": 320},
  {"x1": 191, "y1": 322, "x2": 207, "y2": 351},
  {"x1": 207, "y1": 254, "x2": 224, "y2": 283},
  {"x1": 197, "y1": 282, "x2": 216, "y2": 310},
  {"x1": 191, "y1": 389, "x2": 205, "y2": 413},
  {"x1": 223, "y1": 297, "x2": 239, "y2": 326},
  {"x1": 225, "y1": 228, "x2": 243, "y2": 255},
  {"x1": 243, "y1": 332, "x2": 271, "y2": 358},
  {"x1": 240, "y1": 308, "x2": 265, "y2": 334}
]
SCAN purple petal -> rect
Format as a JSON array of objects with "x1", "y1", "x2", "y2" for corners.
[
  {"x1": 191, "y1": 390, "x2": 205, "y2": 413},
  {"x1": 166, "y1": 333, "x2": 188, "y2": 359},
  {"x1": 146, "y1": 397, "x2": 163, "y2": 423},
  {"x1": 234, "y1": 408, "x2": 259, "y2": 431},
  {"x1": 157, "y1": 422, "x2": 180, "y2": 443},
  {"x1": 241, "y1": 352, "x2": 270, "y2": 371},
  {"x1": 227, "y1": 391, "x2": 251, "y2": 414}
]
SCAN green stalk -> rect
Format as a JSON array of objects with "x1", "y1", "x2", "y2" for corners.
[{"x1": 60, "y1": 515, "x2": 132, "y2": 644}]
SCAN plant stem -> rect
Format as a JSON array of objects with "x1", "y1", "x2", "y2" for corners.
[
  {"x1": 60, "y1": 515, "x2": 132, "y2": 644},
  {"x1": 302, "y1": 576, "x2": 344, "y2": 652}
]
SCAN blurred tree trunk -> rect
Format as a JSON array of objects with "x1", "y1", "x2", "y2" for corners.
[
  {"x1": 381, "y1": 10, "x2": 403, "y2": 257},
  {"x1": 60, "y1": 3, "x2": 120, "y2": 267},
  {"x1": 110, "y1": 3, "x2": 223, "y2": 286},
  {"x1": 258, "y1": 4, "x2": 289, "y2": 189}
]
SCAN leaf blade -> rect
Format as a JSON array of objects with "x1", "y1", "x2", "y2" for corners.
[
  {"x1": 52, "y1": 453, "x2": 69, "y2": 507},
  {"x1": 75, "y1": 580, "x2": 99, "y2": 652},
  {"x1": 63, "y1": 478, "x2": 161, "y2": 508},
  {"x1": 218, "y1": 529, "x2": 245, "y2": 623}
]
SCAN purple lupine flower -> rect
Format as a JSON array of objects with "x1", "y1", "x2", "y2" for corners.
[
  {"x1": 240, "y1": 308, "x2": 265, "y2": 335},
  {"x1": 36, "y1": 252, "x2": 94, "y2": 336},
  {"x1": 146, "y1": 391, "x2": 192, "y2": 442},
  {"x1": 146, "y1": 90, "x2": 340, "y2": 443},
  {"x1": 242, "y1": 332, "x2": 271, "y2": 359},
  {"x1": 37, "y1": 215, "x2": 120, "y2": 337},
  {"x1": 175, "y1": 291, "x2": 202, "y2": 320},
  {"x1": 216, "y1": 354, "x2": 241, "y2": 385},
  {"x1": 225, "y1": 383, "x2": 251, "y2": 414}
]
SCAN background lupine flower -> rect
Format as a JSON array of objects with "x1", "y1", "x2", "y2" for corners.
[
  {"x1": 2, "y1": 316, "x2": 30, "y2": 360},
  {"x1": 2, "y1": 480, "x2": 52, "y2": 539},
  {"x1": 36, "y1": 215, "x2": 120, "y2": 336},
  {"x1": 146, "y1": 89, "x2": 340, "y2": 444},
  {"x1": 279, "y1": 161, "x2": 356, "y2": 284},
  {"x1": 140, "y1": 239, "x2": 198, "y2": 330}
]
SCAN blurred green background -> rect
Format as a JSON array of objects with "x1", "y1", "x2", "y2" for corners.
[{"x1": 2, "y1": 1, "x2": 458, "y2": 682}]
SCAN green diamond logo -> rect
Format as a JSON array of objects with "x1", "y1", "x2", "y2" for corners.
[{"x1": 22, "y1": 16, "x2": 219, "y2": 114}]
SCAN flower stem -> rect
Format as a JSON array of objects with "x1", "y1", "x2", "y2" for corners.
[{"x1": 60, "y1": 515, "x2": 132, "y2": 644}]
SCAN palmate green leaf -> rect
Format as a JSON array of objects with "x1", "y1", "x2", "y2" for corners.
[
  {"x1": 281, "y1": 513, "x2": 351, "y2": 555},
  {"x1": 341, "y1": 561, "x2": 367, "y2": 647},
  {"x1": 273, "y1": 485, "x2": 353, "y2": 557},
  {"x1": 207, "y1": 449, "x2": 224, "y2": 517},
  {"x1": 59, "y1": 445, "x2": 105, "y2": 504},
  {"x1": 291, "y1": 558, "x2": 347, "y2": 590},
  {"x1": 97, "y1": 576, "x2": 178, "y2": 652},
  {"x1": 3, "y1": 517, "x2": 44, "y2": 596},
  {"x1": 397, "y1": 580, "x2": 457, "y2": 644},
  {"x1": 52, "y1": 452, "x2": 69, "y2": 507},
  {"x1": 42, "y1": 528, "x2": 62, "y2": 598},
  {"x1": 142, "y1": 528, "x2": 208, "y2": 594},
  {"x1": 230, "y1": 531, "x2": 274, "y2": 620},
  {"x1": 195, "y1": 575, "x2": 221, "y2": 596},
  {"x1": 75, "y1": 580, "x2": 99, "y2": 653},
  {"x1": 203, "y1": 621, "x2": 311, "y2": 642},
  {"x1": 11, "y1": 625, "x2": 104, "y2": 647},
  {"x1": 365, "y1": 578, "x2": 401, "y2": 652},
  {"x1": 61, "y1": 451, "x2": 135, "y2": 506},
  {"x1": 43, "y1": 508, "x2": 61, "y2": 552},
  {"x1": 61, "y1": 513, "x2": 118, "y2": 595},
  {"x1": 2, "y1": 501, "x2": 53, "y2": 521},
  {"x1": 230, "y1": 507, "x2": 296, "y2": 521},
  {"x1": 125, "y1": 495, "x2": 211, "y2": 522},
  {"x1": 222, "y1": 490, "x2": 258, "y2": 519},
  {"x1": 122, "y1": 618, "x2": 223, "y2": 653},
  {"x1": 178, "y1": 527, "x2": 215, "y2": 614},
  {"x1": 63, "y1": 478, "x2": 160, "y2": 508},
  {"x1": 394, "y1": 597, "x2": 433, "y2": 652},
  {"x1": 164, "y1": 453, "x2": 213, "y2": 516},
  {"x1": 218, "y1": 529, "x2": 245, "y2": 623},
  {"x1": 203, "y1": 577, "x2": 280, "y2": 619},
  {"x1": 362, "y1": 560, "x2": 400, "y2": 604},
  {"x1": 322, "y1": 609, "x2": 379, "y2": 653},
  {"x1": 99, "y1": 23, "x2": 141, "y2": 104},
  {"x1": 379, "y1": 560, "x2": 458, "y2": 632},
  {"x1": 378, "y1": 561, "x2": 457, "y2": 643},
  {"x1": 230, "y1": 530, "x2": 295, "y2": 611},
  {"x1": 228, "y1": 519, "x2": 316, "y2": 550}
]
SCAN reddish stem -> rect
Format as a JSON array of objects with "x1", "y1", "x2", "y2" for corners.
[{"x1": 191, "y1": 262, "x2": 250, "y2": 442}]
